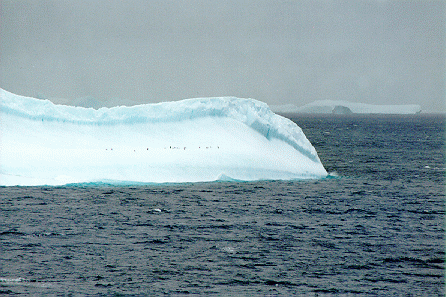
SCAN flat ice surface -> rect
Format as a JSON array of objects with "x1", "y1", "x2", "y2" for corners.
[
  {"x1": 271, "y1": 100, "x2": 422, "y2": 114},
  {"x1": 0, "y1": 89, "x2": 327, "y2": 186}
]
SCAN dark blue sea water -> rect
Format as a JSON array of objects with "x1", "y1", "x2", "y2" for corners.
[{"x1": 1, "y1": 114, "x2": 444, "y2": 296}]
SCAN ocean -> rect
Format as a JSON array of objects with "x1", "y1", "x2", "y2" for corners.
[{"x1": 1, "y1": 114, "x2": 444, "y2": 296}]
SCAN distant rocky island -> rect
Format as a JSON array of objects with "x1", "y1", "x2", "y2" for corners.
[{"x1": 271, "y1": 100, "x2": 422, "y2": 115}]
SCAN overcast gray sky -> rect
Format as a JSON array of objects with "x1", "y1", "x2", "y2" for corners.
[{"x1": 1, "y1": 0, "x2": 444, "y2": 111}]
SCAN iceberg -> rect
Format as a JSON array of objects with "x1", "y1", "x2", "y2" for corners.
[
  {"x1": 0, "y1": 89, "x2": 327, "y2": 186},
  {"x1": 271, "y1": 100, "x2": 422, "y2": 114}
]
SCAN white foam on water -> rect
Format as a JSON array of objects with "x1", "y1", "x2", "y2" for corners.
[{"x1": 0, "y1": 277, "x2": 53, "y2": 288}]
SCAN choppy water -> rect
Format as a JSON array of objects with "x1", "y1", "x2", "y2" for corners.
[{"x1": 1, "y1": 114, "x2": 444, "y2": 296}]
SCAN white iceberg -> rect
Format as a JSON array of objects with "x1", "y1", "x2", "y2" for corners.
[
  {"x1": 271, "y1": 100, "x2": 422, "y2": 114},
  {"x1": 0, "y1": 89, "x2": 327, "y2": 186}
]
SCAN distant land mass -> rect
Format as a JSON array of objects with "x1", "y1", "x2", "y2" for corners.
[{"x1": 271, "y1": 100, "x2": 422, "y2": 115}]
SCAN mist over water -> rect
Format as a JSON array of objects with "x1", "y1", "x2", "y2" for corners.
[
  {"x1": 1, "y1": 1, "x2": 444, "y2": 112},
  {"x1": 0, "y1": 114, "x2": 444, "y2": 296}
]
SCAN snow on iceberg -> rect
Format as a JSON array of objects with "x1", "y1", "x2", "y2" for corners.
[
  {"x1": 0, "y1": 89, "x2": 327, "y2": 186},
  {"x1": 271, "y1": 100, "x2": 422, "y2": 114}
]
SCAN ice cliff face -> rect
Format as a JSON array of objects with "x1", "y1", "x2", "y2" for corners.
[{"x1": 0, "y1": 89, "x2": 327, "y2": 186}]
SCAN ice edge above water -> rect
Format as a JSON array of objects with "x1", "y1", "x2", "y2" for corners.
[{"x1": 0, "y1": 88, "x2": 327, "y2": 186}]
